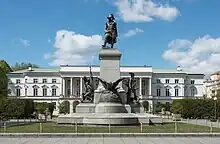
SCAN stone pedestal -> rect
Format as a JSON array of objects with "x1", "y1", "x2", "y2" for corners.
[
  {"x1": 95, "y1": 103, "x2": 128, "y2": 113},
  {"x1": 76, "y1": 103, "x2": 96, "y2": 113},
  {"x1": 94, "y1": 48, "x2": 126, "y2": 104}
]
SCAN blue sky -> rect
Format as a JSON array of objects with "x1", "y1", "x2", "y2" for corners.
[{"x1": 1, "y1": 0, "x2": 220, "y2": 75}]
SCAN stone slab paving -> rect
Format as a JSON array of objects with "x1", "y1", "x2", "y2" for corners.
[{"x1": 1, "y1": 137, "x2": 220, "y2": 144}]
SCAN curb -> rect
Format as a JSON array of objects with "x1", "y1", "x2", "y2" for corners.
[{"x1": 1, "y1": 133, "x2": 220, "y2": 137}]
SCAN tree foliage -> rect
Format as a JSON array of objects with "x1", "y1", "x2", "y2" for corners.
[
  {"x1": 35, "y1": 102, "x2": 49, "y2": 114},
  {"x1": 170, "y1": 99, "x2": 219, "y2": 119},
  {"x1": 0, "y1": 99, "x2": 35, "y2": 120},
  {"x1": 58, "y1": 101, "x2": 70, "y2": 114},
  {"x1": 0, "y1": 60, "x2": 12, "y2": 99},
  {"x1": 11, "y1": 62, "x2": 39, "y2": 71},
  {"x1": 142, "y1": 101, "x2": 149, "y2": 111},
  {"x1": 0, "y1": 60, "x2": 12, "y2": 73},
  {"x1": 155, "y1": 103, "x2": 171, "y2": 113}
]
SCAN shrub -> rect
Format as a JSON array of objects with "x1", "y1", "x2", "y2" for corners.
[
  {"x1": 58, "y1": 101, "x2": 70, "y2": 114},
  {"x1": 170, "y1": 99, "x2": 218, "y2": 119},
  {"x1": 142, "y1": 101, "x2": 149, "y2": 112}
]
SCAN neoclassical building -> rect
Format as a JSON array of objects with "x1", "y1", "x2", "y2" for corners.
[{"x1": 7, "y1": 65, "x2": 204, "y2": 115}]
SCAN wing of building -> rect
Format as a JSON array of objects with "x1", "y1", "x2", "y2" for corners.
[{"x1": 7, "y1": 65, "x2": 205, "y2": 115}]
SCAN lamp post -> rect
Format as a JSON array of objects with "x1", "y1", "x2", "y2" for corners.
[{"x1": 214, "y1": 97, "x2": 217, "y2": 120}]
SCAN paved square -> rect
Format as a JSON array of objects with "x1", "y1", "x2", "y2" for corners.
[{"x1": 1, "y1": 137, "x2": 220, "y2": 144}]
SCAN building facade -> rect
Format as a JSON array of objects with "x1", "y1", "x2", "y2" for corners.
[
  {"x1": 203, "y1": 71, "x2": 220, "y2": 98},
  {"x1": 7, "y1": 65, "x2": 204, "y2": 115}
]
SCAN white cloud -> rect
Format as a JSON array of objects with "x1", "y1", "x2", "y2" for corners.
[
  {"x1": 162, "y1": 35, "x2": 220, "y2": 75},
  {"x1": 124, "y1": 28, "x2": 144, "y2": 37},
  {"x1": 114, "y1": 0, "x2": 180, "y2": 23},
  {"x1": 19, "y1": 38, "x2": 30, "y2": 47},
  {"x1": 45, "y1": 30, "x2": 103, "y2": 66}
]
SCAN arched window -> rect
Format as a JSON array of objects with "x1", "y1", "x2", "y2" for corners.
[
  {"x1": 51, "y1": 85, "x2": 58, "y2": 96},
  {"x1": 174, "y1": 85, "x2": 181, "y2": 96},
  {"x1": 42, "y1": 85, "x2": 49, "y2": 96},
  {"x1": 156, "y1": 85, "x2": 162, "y2": 96},
  {"x1": 190, "y1": 86, "x2": 197, "y2": 96},
  {"x1": 15, "y1": 86, "x2": 22, "y2": 96},
  {"x1": 165, "y1": 85, "x2": 172, "y2": 96},
  {"x1": 32, "y1": 85, "x2": 39, "y2": 96}
]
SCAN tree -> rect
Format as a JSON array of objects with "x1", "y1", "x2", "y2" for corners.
[
  {"x1": 23, "y1": 100, "x2": 35, "y2": 118},
  {"x1": 48, "y1": 103, "x2": 55, "y2": 118},
  {"x1": 58, "y1": 101, "x2": 70, "y2": 114},
  {"x1": 0, "y1": 60, "x2": 12, "y2": 99},
  {"x1": 0, "y1": 60, "x2": 12, "y2": 73},
  {"x1": 11, "y1": 62, "x2": 39, "y2": 71},
  {"x1": 35, "y1": 102, "x2": 48, "y2": 114},
  {"x1": 142, "y1": 101, "x2": 149, "y2": 112}
]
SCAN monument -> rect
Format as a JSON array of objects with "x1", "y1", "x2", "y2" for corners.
[{"x1": 57, "y1": 14, "x2": 162, "y2": 125}]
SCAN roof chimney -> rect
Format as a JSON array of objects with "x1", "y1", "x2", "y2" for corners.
[{"x1": 177, "y1": 66, "x2": 182, "y2": 71}]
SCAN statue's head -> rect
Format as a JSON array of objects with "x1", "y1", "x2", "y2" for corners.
[{"x1": 107, "y1": 14, "x2": 115, "y2": 21}]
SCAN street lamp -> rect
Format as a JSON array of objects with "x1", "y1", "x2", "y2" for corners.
[{"x1": 214, "y1": 97, "x2": 217, "y2": 120}]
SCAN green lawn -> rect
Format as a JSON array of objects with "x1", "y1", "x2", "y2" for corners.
[{"x1": 1, "y1": 122, "x2": 220, "y2": 133}]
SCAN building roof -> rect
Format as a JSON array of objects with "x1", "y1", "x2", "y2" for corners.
[
  {"x1": 9, "y1": 68, "x2": 60, "y2": 74},
  {"x1": 9, "y1": 66, "x2": 204, "y2": 75},
  {"x1": 153, "y1": 69, "x2": 204, "y2": 75}
]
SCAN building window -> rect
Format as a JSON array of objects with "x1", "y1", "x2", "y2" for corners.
[
  {"x1": 156, "y1": 79, "x2": 161, "y2": 83},
  {"x1": 43, "y1": 79, "x2": 47, "y2": 83},
  {"x1": 33, "y1": 88, "x2": 38, "y2": 96},
  {"x1": 33, "y1": 79, "x2": 38, "y2": 83},
  {"x1": 165, "y1": 79, "x2": 169, "y2": 84},
  {"x1": 16, "y1": 89, "x2": 21, "y2": 96},
  {"x1": 67, "y1": 89, "x2": 71, "y2": 96},
  {"x1": 175, "y1": 79, "x2": 179, "y2": 84},
  {"x1": 156, "y1": 89, "x2": 161, "y2": 96},
  {"x1": 25, "y1": 88, "x2": 27, "y2": 96},
  {"x1": 76, "y1": 79, "x2": 80, "y2": 86},
  {"x1": 52, "y1": 88, "x2": 56, "y2": 96},
  {"x1": 191, "y1": 80, "x2": 195, "y2": 84},
  {"x1": 16, "y1": 79, "x2": 20, "y2": 84},
  {"x1": 191, "y1": 88, "x2": 196, "y2": 96},
  {"x1": 25, "y1": 79, "x2": 27, "y2": 83},
  {"x1": 166, "y1": 89, "x2": 170, "y2": 96},
  {"x1": 175, "y1": 89, "x2": 179, "y2": 96},
  {"x1": 157, "y1": 102, "x2": 161, "y2": 104},
  {"x1": 165, "y1": 102, "x2": 170, "y2": 105},
  {"x1": 141, "y1": 89, "x2": 145, "y2": 95},
  {"x1": 142, "y1": 80, "x2": 146, "y2": 86},
  {"x1": 43, "y1": 88, "x2": 47, "y2": 96},
  {"x1": 77, "y1": 89, "x2": 80, "y2": 97},
  {"x1": 52, "y1": 79, "x2": 56, "y2": 83}
]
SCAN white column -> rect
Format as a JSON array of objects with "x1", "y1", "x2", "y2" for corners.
[
  {"x1": 70, "y1": 78, "x2": 73, "y2": 97},
  {"x1": 63, "y1": 78, "x2": 65, "y2": 97},
  {"x1": 80, "y1": 77, "x2": 83, "y2": 98},
  {"x1": 139, "y1": 77, "x2": 142, "y2": 96},
  {"x1": 149, "y1": 78, "x2": 152, "y2": 96},
  {"x1": 61, "y1": 78, "x2": 63, "y2": 95},
  {"x1": 148, "y1": 78, "x2": 153, "y2": 113},
  {"x1": 69, "y1": 101, "x2": 73, "y2": 114}
]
